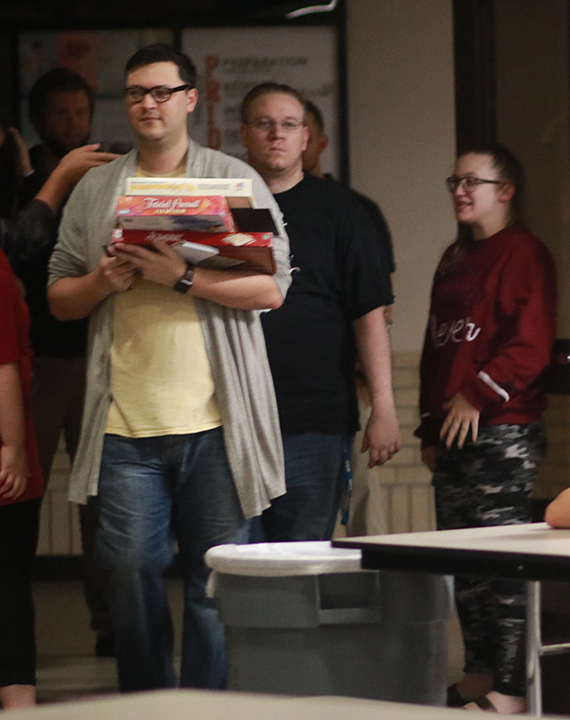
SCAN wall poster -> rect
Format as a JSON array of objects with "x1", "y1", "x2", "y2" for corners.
[
  {"x1": 182, "y1": 26, "x2": 339, "y2": 177},
  {"x1": 18, "y1": 26, "x2": 340, "y2": 176},
  {"x1": 19, "y1": 29, "x2": 173, "y2": 149}
]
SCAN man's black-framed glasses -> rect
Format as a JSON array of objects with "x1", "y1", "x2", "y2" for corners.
[
  {"x1": 446, "y1": 175, "x2": 503, "y2": 193},
  {"x1": 124, "y1": 84, "x2": 190, "y2": 104}
]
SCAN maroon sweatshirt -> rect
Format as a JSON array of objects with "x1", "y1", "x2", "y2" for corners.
[
  {"x1": 0, "y1": 248, "x2": 43, "y2": 506},
  {"x1": 416, "y1": 225, "x2": 557, "y2": 447}
]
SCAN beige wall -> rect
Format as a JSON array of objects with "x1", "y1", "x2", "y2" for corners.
[
  {"x1": 495, "y1": 0, "x2": 570, "y2": 335},
  {"x1": 333, "y1": 0, "x2": 456, "y2": 535},
  {"x1": 495, "y1": 0, "x2": 570, "y2": 499},
  {"x1": 346, "y1": 0, "x2": 456, "y2": 353}
]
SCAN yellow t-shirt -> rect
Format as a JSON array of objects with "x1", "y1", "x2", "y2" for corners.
[{"x1": 105, "y1": 163, "x2": 221, "y2": 437}]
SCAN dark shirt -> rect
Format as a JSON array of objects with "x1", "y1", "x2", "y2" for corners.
[
  {"x1": 323, "y1": 173, "x2": 396, "y2": 275},
  {"x1": 0, "y1": 199, "x2": 54, "y2": 266},
  {"x1": 351, "y1": 189, "x2": 396, "y2": 274},
  {"x1": 17, "y1": 144, "x2": 88, "y2": 358},
  {"x1": 262, "y1": 172, "x2": 393, "y2": 435}
]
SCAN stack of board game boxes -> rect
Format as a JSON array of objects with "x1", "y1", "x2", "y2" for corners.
[{"x1": 112, "y1": 177, "x2": 278, "y2": 274}]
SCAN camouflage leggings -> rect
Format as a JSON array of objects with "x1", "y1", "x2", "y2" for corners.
[{"x1": 433, "y1": 423, "x2": 546, "y2": 697}]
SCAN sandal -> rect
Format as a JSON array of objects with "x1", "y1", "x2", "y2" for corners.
[
  {"x1": 463, "y1": 693, "x2": 526, "y2": 714},
  {"x1": 463, "y1": 697, "x2": 498, "y2": 711}
]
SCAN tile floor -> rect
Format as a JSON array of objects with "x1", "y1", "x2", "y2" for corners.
[
  {"x1": 34, "y1": 579, "x2": 184, "y2": 704},
  {"x1": 33, "y1": 578, "x2": 464, "y2": 706}
]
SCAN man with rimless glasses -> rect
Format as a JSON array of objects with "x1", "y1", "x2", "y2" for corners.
[
  {"x1": 241, "y1": 83, "x2": 400, "y2": 543},
  {"x1": 47, "y1": 45, "x2": 291, "y2": 692}
]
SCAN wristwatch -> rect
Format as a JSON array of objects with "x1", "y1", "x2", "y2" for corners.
[{"x1": 173, "y1": 262, "x2": 195, "y2": 294}]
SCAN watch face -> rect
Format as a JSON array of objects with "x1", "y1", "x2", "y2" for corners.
[
  {"x1": 174, "y1": 279, "x2": 190, "y2": 294},
  {"x1": 173, "y1": 264, "x2": 194, "y2": 294}
]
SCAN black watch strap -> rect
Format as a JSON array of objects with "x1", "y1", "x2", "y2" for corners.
[{"x1": 173, "y1": 262, "x2": 195, "y2": 294}]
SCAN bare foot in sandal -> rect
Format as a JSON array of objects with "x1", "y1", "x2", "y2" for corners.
[{"x1": 463, "y1": 691, "x2": 526, "y2": 714}]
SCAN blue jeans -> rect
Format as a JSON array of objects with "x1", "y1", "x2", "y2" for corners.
[
  {"x1": 252, "y1": 432, "x2": 354, "y2": 542},
  {"x1": 93, "y1": 428, "x2": 249, "y2": 693}
]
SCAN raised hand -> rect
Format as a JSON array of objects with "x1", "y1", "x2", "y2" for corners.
[
  {"x1": 8, "y1": 127, "x2": 33, "y2": 176},
  {"x1": 52, "y1": 144, "x2": 120, "y2": 191},
  {"x1": 35, "y1": 143, "x2": 119, "y2": 212}
]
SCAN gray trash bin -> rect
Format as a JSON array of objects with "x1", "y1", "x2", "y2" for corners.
[{"x1": 205, "y1": 541, "x2": 450, "y2": 705}]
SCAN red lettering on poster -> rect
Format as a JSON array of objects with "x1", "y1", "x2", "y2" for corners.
[
  {"x1": 205, "y1": 55, "x2": 221, "y2": 149},
  {"x1": 208, "y1": 128, "x2": 222, "y2": 148},
  {"x1": 206, "y1": 79, "x2": 220, "y2": 103},
  {"x1": 205, "y1": 55, "x2": 219, "y2": 72}
]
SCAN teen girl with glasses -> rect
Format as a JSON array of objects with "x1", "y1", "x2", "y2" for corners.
[{"x1": 417, "y1": 144, "x2": 557, "y2": 714}]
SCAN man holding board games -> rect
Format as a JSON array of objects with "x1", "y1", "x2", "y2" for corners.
[{"x1": 47, "y1": 44, "x2": 291, "y2": 693}]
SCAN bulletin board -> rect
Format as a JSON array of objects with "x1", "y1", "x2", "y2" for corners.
[
  {"x1": 15, "y1": 8, "x2": 346, "y2": 179},
  {"x1": 182, "y1": 25, "x2": 339, "y2": 177},
  {"x1": 19, "y1": 29, "x2": 174, "y2": 149}
]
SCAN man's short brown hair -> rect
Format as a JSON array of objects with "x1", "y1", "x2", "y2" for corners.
[
  {"x1": 125, "y1": 44, "x2": 197, "y2": 89},
  {"x1": 240, "y1": 82, "x2": 306, "y2": 124},
  {"x1": 304, "y1": 98, "x2": 325, "y2": 134},
  {"x1": 29, "y1": 67, "x2": 94, "y2": 124}
]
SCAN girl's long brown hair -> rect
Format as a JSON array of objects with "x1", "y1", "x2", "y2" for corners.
[{"x1": 436, "y1": 143, "x2": 526, "y2": 279}]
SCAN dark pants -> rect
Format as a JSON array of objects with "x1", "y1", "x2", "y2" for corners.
[
  {"x1": 253, "y1": 432, "x2": 353, "y2": 542},
  {"x1": 0, "y1": 498, "x2": 41, "y2": 688},
  {"x1": 433, "y1": 422, "x2": 546, "y2": 697}
]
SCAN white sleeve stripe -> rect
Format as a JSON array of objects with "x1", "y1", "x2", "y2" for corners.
[{"x1": 477, "y1": 371, "x2": 510, "y2": 403}]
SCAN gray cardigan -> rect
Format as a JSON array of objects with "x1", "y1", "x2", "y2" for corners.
[{"x1": 48, "y1": 140, "x2": 291, "y2": 517}]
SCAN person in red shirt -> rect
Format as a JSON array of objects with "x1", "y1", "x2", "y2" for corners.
[
  {"x1": 0, "y1": 247, "x2": 44, "y2": 709},
  {"x1": 416, "y1": 144, "x2": 557, "y2": 714}
]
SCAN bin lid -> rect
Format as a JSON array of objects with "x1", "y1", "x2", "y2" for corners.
[{"x1": 205, "y1": 541, "x2": 364, "y2": 576}]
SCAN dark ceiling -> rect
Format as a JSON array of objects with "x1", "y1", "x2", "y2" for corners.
[{"x1": 0, "y1": 0, "x2": 330, "y2": 26}]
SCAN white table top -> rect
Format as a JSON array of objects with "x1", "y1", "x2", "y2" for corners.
[
  {"x1": 335, "y1": 523, "x2": 570, "y2": 556},
  {"x1": 8, "y1": 689, "x2": 563, "y2": 720},
  {"x1": 332, "y1": 523, "x2": 570, "y2": 580}
]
